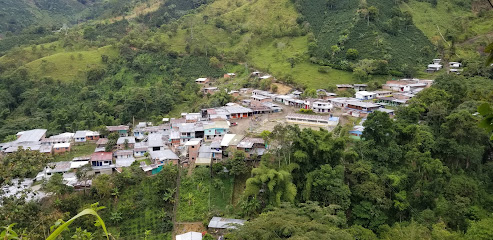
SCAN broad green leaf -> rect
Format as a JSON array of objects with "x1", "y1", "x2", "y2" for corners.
[
  {"x1": 478, "y1": 103, "x2": 492, "y2": 116},
  {"x1": 47, "y1": 208, "x2": 108, "y2": 240}
]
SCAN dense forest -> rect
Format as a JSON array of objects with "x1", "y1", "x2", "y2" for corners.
[{"x1": 1, "y1": 0, "x2": 493, "y2": 239}]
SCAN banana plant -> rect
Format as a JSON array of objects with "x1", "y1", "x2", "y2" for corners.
[{"x1": 47, "y1": 203, "x2": 109, "y2": 240}]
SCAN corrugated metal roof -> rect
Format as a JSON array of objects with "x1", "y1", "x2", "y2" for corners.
[
  {"x1": 208, "y1": 217, "x2": 246, "y2": 229},
  {"x1": 17, "y1": 129, "x2": 46, "y2": 142}
]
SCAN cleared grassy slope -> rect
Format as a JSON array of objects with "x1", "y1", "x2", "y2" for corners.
[
  {"x1": 248, "y1": 36, "x2": 357, "y2": 88},
  {"x1": 24, "y1": 46, "x2": 118, "y2": 81},
  {"x1": 164, "y1": 0, "x2": 361, "y2": 88},
  {"x1": 401, "y1": 0, "x2": 473, "y2": 42},
  {"x1": 401, "y1": 0, "x2": 493, "y2": 44}
]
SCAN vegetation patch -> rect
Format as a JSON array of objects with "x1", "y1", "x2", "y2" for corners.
[
  {"x1": 53, "y1": 142, "x2": 96, "y2": 162},
  {"x1": 177, "y1": 167, "x2": 234, "y2": 222}
]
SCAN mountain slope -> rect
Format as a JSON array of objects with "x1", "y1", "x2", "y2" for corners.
[{"x1": 294, "y1": 0, "x2": 434, "y2": 72}]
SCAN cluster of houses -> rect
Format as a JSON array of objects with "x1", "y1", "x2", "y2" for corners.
[
  {"x1": 248, "y1": 79, "x2": 430, "y2": 119},
  {"x1": 0, "y1": 73, "x2": 435, "y2": 203},
  {"x1": 0, "y1": 103, "x2": 270, "y2": 196},
  {"x1": 426, "y1": 59, "x2": 463, "y2": 74}
]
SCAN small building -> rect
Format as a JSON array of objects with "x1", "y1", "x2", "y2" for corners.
[
  {"x1": 251, "y1": 71, "x2": 261, "y2": 77},
  {"x1": 346, "y1": 101, "x2": 381, "y2": 113},
  {"x1": 203, "y1": 121, "x2": 229, "y2": 140},
  {"x1": 221, "y1": 134, "x2": 244, "y2": 154},
  {"x1": 185, "y1": 139, "x2": 201, "y2": 164},
  {"x1": 41, "y1": 137, "x2": 71, "y2": 146},
  {"x1": 195, "y1": 77, "x2": 209, "y2": 84},
  {"x1": 291, "y1": 90, "x2": 303, "y2": 98},
  {"x1": 203, "y1": 87, "x2": 219, "y2": 94},
  {"x1": 176, "y1": 123, "x2": 197, "y2": 144},
  {"x1": 427, "y1": 63, "x2": 443, "y2": 72},
  {"x1": 383, "y1": 84, "x2": 411, "y2": 92},
  {"x1": 353, "y1": 84, "x2": 368, "y2": 92},
  {"x1": 74, "y1": 131, "x2": 87, "y2": 143},
  {"x1": 115, "y1": 150, "x2": 135, "y2": 167},
  {"x1": 286, "y1": 114, "x2": 340, "y2": 128},
  {"x1": 208, "y1": 217, "x2": 246, "y2": 230},
  {"x1": 42, "y1": 161, "x2": 72, "y2": 179},
  {"x1": 149, "y1": 149, "x2": 179, "y2": 165},
  {"x1": 117, "y1": 137, "x2": 136, "y2": 150},
  {"x1": 349, "y1": 125, "x2": 365, "y2": 140},
  {"x1": 133, "y1": 142, "x2": 148, "y2": 157},
  {"x1": 239, "y1": 88, "x2": 252, "y2": 94},
  {"x1": 96, "y1": 138, "x2": 108, "y2": 148},
  {"x1": 90, "y1": 152, "x2": 113, "y2": 167},
  {"x1": 374, "y1": 91, "x2": 392, "y2": 98},
  {"x1": 16, "y1": 129, "x2": 47, "y2": 143},
  {"x1": 40, "y1": 145, "x2": 53, "y2": 154},
  {"x1": 250, "y1": 95, "x2": 272, "y2": 107},
  {"x1": 312, "y1": 100, "x2": 333, "y2": 113},
  {"x1": 355, "y1": 91, "x2": 377, "y2": 100},
  {"x1": 449, "y1": 62, "x2": 462, "y2": 68},
  {"x1": 223, "y1": 105, "x2": 253, "y2": 119},
  {"x1": 196, "y1": 144, "x2": 212, "y2": 166},
  {"x1": 228, "y1": 90, "x2": 240, "y2": 97},
  {"x1": 70, "y1": 156, "x2": 91, "y2": 169},
  {"x1": 74, "y1": 131, "x2": 99, "y2": 143},
  {"x1": 176, "y1": 232, "x2": 202, "y2": 240},
  {"x1": 236, "y1": 138, "x2": 265, "y2": 159},
  {"x1": 224, "y1": 73, "x2": 236, "y2": 79},
  {"x1": 86, "y1": 131, "x2": 100, "y2": 141},
  {"x1": 376, "y1": 108, "x2": 395, "y2": 117},
  {"x1": 107, "y1": 125, "x2": 130, "y2": 137},
  {"x1": 53, "y1": 142, "x2": 71, "y2": 154},
  {"x1": 336, "y1": 84, "x2": 353, "y2": 91},
  {"x1": 169, "y1": 130, "x2": 181, "y2": 146},
  {"x1": 147, "y1": 133, "x2": 166, "y2": 151},
  {"x1": 450, "y1": 68, "x2": 463, "y2": 75}
]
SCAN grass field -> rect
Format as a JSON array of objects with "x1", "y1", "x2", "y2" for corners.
[
  {"x1": 400, "y1": 0, "x2": 493, "y2": 44},
  {"x1": 25, "y1": 46, "x2": 118, "y2": 82},
  {"x1": 248, "y1": 36, "x2": 380, "y2": 89},
  {"x1": 53, "y1": 142, "x2": 96, "y2": 162},
  {"x1": 177, "y1": 167, "x2": 234, "y2": 222}
]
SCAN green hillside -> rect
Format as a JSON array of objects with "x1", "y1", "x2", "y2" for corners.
[
  {"x1": 293, "y1": 0, "x2": 434, "y2": 73},
  {"x1": 0, "y1": 0, "x2": 492, "y2": 140},
  {"x1": 25, "y1": 46, "x2": 118, "y2": 82}
]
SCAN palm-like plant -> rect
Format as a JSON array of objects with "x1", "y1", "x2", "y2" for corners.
[
  {"x1": 185, "y1": 193, "x2": 195, "y2": 206},
  {"x1": 47, "y1": 203, "x2": 109, "y2": 240}
]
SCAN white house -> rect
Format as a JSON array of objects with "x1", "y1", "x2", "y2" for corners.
[
  {"x1": 449, "y1": 62, "x2": 462, "y2": 68},
  {"x1": 312, "y1": 100, "x2": 333, "y2": 113},
  {"x1": 176, "y1": 232, "x2": 202, "y2": 240},
  {"x1": 427, "y1": 63, "x2": 443, "y2": 72},
  {"x1": 355, "y1": 91, "x2": 377, "y2": 100},
  {"x1": 74, "y1": 131, "x2": 87, "y2": 143}
]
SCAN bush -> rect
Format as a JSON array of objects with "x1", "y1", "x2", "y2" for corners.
[
  {"x1": 299, "y1": 109, "x2": 314, "y2": 114},
  {"x1": 318, "y1": 66, "x2": 331, "y2": 73},
  {"x1": 346, "y1": 48, "x2": 359, "y2": 60}
]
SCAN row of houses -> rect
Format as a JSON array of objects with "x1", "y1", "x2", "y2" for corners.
[
  {"x1": 426, "y1": 59, "x2": 463, "y2": 74},
  {"x1": 249, "y1": 89, "x2": 392, "y2": 118}
]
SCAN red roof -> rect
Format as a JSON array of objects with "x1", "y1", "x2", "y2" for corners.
[{"x1": 91, "y1": 152, "x2": 113, "y2": 161}]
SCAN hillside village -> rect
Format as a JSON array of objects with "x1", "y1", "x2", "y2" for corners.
[{"x1": 0, "y1": 69, "x2": 434, "y2": 204}]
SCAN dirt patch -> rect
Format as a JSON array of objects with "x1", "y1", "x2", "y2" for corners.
[
  {"x1": 107, "y1": 0, "x2": 161, "y2": 23},
  {"x1": 271, "y1": 82, "x2": 292, "y2": 95},
  {"x1": 175, "y1": 222, "x2": 206, "y2": 235}
]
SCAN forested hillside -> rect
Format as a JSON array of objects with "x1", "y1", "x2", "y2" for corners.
[{"x1": 294, "y1": 0, "x2": 434, "y2": 72}]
